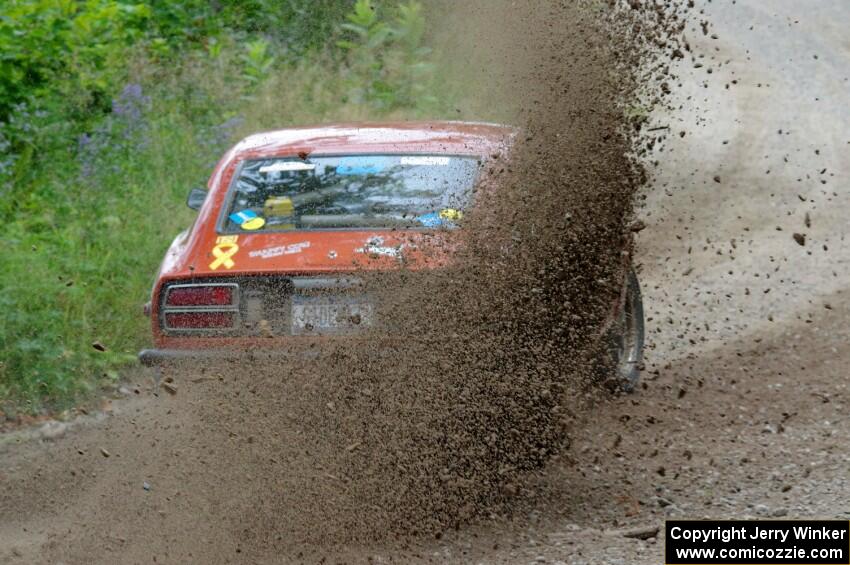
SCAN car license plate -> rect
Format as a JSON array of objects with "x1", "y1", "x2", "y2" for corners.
[{"x1": 291, "y1": 296, "x2": 373, "y2": 334}]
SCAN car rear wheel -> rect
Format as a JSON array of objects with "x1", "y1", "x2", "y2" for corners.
[{"x1": 608, "y1": 267, "x2": 644, "y2": 392}]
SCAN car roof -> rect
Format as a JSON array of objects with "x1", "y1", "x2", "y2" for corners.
[{"x1": 227, "y1": 120, "x2": 516, "y2": 161}]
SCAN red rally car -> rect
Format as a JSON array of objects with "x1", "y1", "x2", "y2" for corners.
[{"x1": 140, "y1": 121, "x2": 644, "y2": 389}]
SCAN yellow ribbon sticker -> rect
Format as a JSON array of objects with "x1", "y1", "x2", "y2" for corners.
[{"x1": 210, "y1": 235, "x2": 239, "y2": 270}]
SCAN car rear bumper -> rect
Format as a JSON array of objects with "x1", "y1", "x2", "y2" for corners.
[{"x1": 138, "y1": 347, "x2": 298, "y2": 366}]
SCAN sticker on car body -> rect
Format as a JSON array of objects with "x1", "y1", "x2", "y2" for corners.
[
  {"x1": 248, "y1": 241, "x2": 311, "y2": 259},
  {"x1": 209, "y1": 235, "x2": 239, "y2": 270},
  {"x1": 229, "y1": 209, "x2": 266, "y2": 231},
  {"x1": 400, "y1": 156, "x2": 450, "y2": 166},
  {"x1": 416, "y1": 212, "x2": 442, "y2": 227},
  {"x1": 354, "y1": 235, "x2": 407, "y2": 259},
  {"x1": 259, "y1": 162, "x2": 316, "y2": 173},
  {"x1": 439, "y1": 208, "x2": 463, "y2": 221},
  {"x1": 416, "y1": 209, "x2": 463, "y2": 227},
  {"x1": 335, "y1": 156, "x2": 389, "y2": 176}
]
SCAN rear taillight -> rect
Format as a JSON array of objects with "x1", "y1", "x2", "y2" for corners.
[
  {"x1": 161, "y1": 283, "x2": 239, "y2": 332},
  {"x1": 166, "y1": 285, "x2": 234, "y2": 306},
  {"x1": 164, "y1": 311, "x2": 235, "y2": 329}
]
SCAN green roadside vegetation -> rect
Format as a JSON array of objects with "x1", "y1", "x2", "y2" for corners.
[{"x1": 0, "y1": 0, "x2": 456, "y2": 414}]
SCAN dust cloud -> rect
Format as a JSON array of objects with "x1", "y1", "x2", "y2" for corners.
[
  {"x1": 180, "y1": 0, "x2": 689, "y2": 553},
  {"x1": 18, "y1": 1, "x2": 691, "y2": 562}
]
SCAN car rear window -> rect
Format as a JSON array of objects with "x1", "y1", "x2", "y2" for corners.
[{"x1": 220, "y1": 154, "x2": 482, "y2": 232}]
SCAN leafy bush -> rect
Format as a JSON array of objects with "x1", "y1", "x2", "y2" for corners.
[
  {"x1": 0, "y1": 0, "x2": 449, "y2": 414},
  {"x1": 0, "y1": 1, "x2": 152, "y2": 118},
  {"x1": 337, "y1": 0, "x2": 436, "y2": 110},
  {"x1": 241, "y1": 39, "x2": 276, "y2": 91}
]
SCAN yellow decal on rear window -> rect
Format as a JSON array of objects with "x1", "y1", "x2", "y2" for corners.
[
  {"x1": 241, "y1": 216, "x2": 266, "y2": 230},
  {"x1": 439, "y1": 208, "x2": 463, "y2": 221}
]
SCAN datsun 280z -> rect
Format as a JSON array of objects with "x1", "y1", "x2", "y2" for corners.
[{"x1": 140, "y1": 121, "x2": 644, "y2": 389}]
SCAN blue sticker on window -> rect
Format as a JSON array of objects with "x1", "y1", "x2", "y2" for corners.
[
  {"x1": 416, "y1": 212, "x2": 443, "y2": 227},
  {"x1": 229, "y1": 209, "x2": 258, "y2": 225},
  {"x1": 336, "y1": 164, "x2": 382, "y2": 175},
  {"x1": 335, "y1": 156, "x2": 388, "y2": 176}
]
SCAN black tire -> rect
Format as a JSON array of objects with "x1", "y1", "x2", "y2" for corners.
[{"x1": 608, "y1": 267, "x2": 645, "y2": 392}]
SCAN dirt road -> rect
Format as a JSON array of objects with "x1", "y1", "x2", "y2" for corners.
[
  {"x1": 406, "y1": 1, "x2": 850, "y2": 562},
  {"x1": 433, "y1": 1, "x2": 850, "y2": 561},
  {"x1": 2, "y1": 1, "x2": 848, "y2": 563}
]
